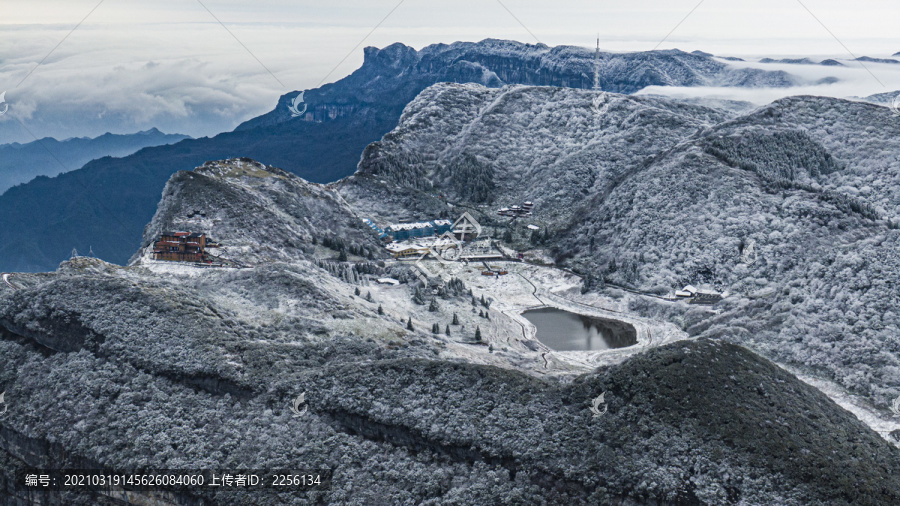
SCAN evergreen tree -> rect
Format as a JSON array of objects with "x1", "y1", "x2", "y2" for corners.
[
  {"x1": 449, "y1": 153, "x2": 495, "y2": 203},
  {"x1": 338, "y1": 249, "x2": 348, "y2": 262},
  {"x1": 413, "y1": 287, "x2": 426, "y2": 305},
  {"x1": 406, "y1": 317, "x2": 414, "y2": 331},
  {"x1": 445, "y1": 325, "x2": 451, "y2": 336},
  {"x1": 475, "y1": 326, "x2": 482, "y2": 343},
  {"x1": 429, "y1": 297, "x2": 439, "y2": 312},
  {"x1": 452, "y1": 313, "x2": 460, "y2": 325},
  {"x1": 432, "y1": 323, "x2": 439, "y2": 334},
  {"x1": 479, "y1": 309, "x2": 484, "y2": 318},
  {"x1": 354, "y1": 287, "x2": 361, "y2": 296},
  {"x1": 366, "y1": 291, "x2": 373, "y2": 302},
  {"x1": 377, "y1": 305, "x2": 384, "y2": 315}
]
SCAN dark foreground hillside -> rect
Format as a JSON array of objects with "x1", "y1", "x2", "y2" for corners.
[{"x1": 1, "y1": 266, "x2": 897, "y2": 505}]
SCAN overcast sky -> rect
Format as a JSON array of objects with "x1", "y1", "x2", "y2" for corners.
[{"x1": 2, "y1": 0, "x2": 898, "y2": 144}]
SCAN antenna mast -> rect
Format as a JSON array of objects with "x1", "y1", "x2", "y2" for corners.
[{"x1": 593, "y1": 35, "x2": 600, "y2": 90}]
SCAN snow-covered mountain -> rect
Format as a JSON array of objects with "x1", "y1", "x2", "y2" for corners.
[
  {"x1": 240, "y1": 39, "x2": 795, "y2": 132},
  {"x1": 130, "y1": 158, "x2": 384, "y2": 266},
  {"x1": 3, "y1": 156, "x2": 900, "y2": 504},
  {"x1": 338, "y1": 83, "x2": 900, "y2": 416},
  {"x1": 0, "y1": 39, "x2": 803, "y2": 274}
]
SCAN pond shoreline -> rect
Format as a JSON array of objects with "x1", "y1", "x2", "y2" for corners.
[{"x1": 522, "y1": 307, "x2": 638, "y2": 351}]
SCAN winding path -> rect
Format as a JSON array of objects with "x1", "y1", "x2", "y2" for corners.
[{"x1": 516, "y1": 272, "x2": 546, "y2": 306}]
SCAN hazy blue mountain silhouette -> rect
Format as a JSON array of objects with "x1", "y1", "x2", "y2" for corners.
[{"x1": 0, "y1": 128, "x2": 189, "y2": 194}]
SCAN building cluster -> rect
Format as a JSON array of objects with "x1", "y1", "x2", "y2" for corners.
[
  {"x1": 497, "y1": 201, "x2": 534, "y2": 217},
  {"x1": 365, "y1": 213, "x2": 487, "y2": 259},
  {"x1": 384, "y1": 220, "x2": 453, "y2": 241},
  {"x1": 675, "y1": 285, "x2": 723, "y2": 305},
  {"x1": 152, "y1": 231, "x2": 216, "y2": 263}
]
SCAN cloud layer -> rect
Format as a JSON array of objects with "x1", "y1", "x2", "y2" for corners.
[{"x1": 2, "y1": 1, "x2": 899, "y2": 144}]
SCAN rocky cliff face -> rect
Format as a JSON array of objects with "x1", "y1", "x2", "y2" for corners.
[
  {"x1": 337, "y1": 82, "x2": 900, "y2": 417},
  {"x1": 239, "y1": 39, "x2": 797, "y2": 133}
]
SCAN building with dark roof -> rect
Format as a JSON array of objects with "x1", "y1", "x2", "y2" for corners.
[{"x1": 153, "y1": 232, "x2": 209, "y2": 262}]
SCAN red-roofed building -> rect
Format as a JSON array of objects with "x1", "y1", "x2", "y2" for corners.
[{"x1": 153, "y1": 231, "x2": 209, "y2": 262}]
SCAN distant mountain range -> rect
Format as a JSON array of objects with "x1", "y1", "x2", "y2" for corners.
[
  {"x1": 759, "y1": 57, "x2": 845, "y2": 66},
  {"x1": 0, "y1": 128, "x2": 189, "y2": 194},
  {"x1": 855, "y1": 56, "x2": 900, "y2": 64},
  {"x1": 0, "y1": 39, "x2": 811, "y2": 272}
]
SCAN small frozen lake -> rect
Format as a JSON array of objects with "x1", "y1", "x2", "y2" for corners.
[{"x1": 522, "y1": 307, "x2": 637, "y2": 351}]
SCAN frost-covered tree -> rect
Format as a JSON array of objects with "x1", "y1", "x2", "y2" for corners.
[{"x1": 448, "y1": 153, "x2": 495, "y2": 204}]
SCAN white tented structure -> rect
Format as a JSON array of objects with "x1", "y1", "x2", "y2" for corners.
[{"x1": 452, "y1": 212, "x2": 482, "y2": 241}]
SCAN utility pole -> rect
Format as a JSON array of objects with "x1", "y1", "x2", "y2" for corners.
[{"x1": 593, "y1": 35, "x2": 601, "y2": 91}]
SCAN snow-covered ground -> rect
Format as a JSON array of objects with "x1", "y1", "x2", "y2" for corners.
[
  {"x1": 30, "y1": 248, "x2": 900, "y2": 443},
  {"x1": 415, "y1": 258, "x2": 900, "y2": 441},
  {"x1": 419, "y1": 259, "x2": 689, "y2": 372},
  {"x1": 131, "y1": 245, "x2": 237, "y2": 278},
  {"x1": 785, "y1": 365, "x2": 900, "y2": 446}
]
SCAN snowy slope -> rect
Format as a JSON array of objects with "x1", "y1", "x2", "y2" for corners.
[
  {"x1": 131, "y1": 158, "x2": 385, "y2": 266},
  {"x1": 339, "y1": 82, "x2": 900, "y2": 416}
]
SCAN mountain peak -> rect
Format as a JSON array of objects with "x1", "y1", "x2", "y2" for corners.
[
  {"x1": 362, "y1": 42, "x2": 418, "y2": 69},
  {"x1": 194, "y1": 157, "x2": 290, "y2": 180},
  {"x1": 131, "y1": 157, "x2": 382, "y2": 267}
]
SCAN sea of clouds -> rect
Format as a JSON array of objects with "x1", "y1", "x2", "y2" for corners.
[{"x1": 1, "y1": 0, "x2": 897, "y2": 144}]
